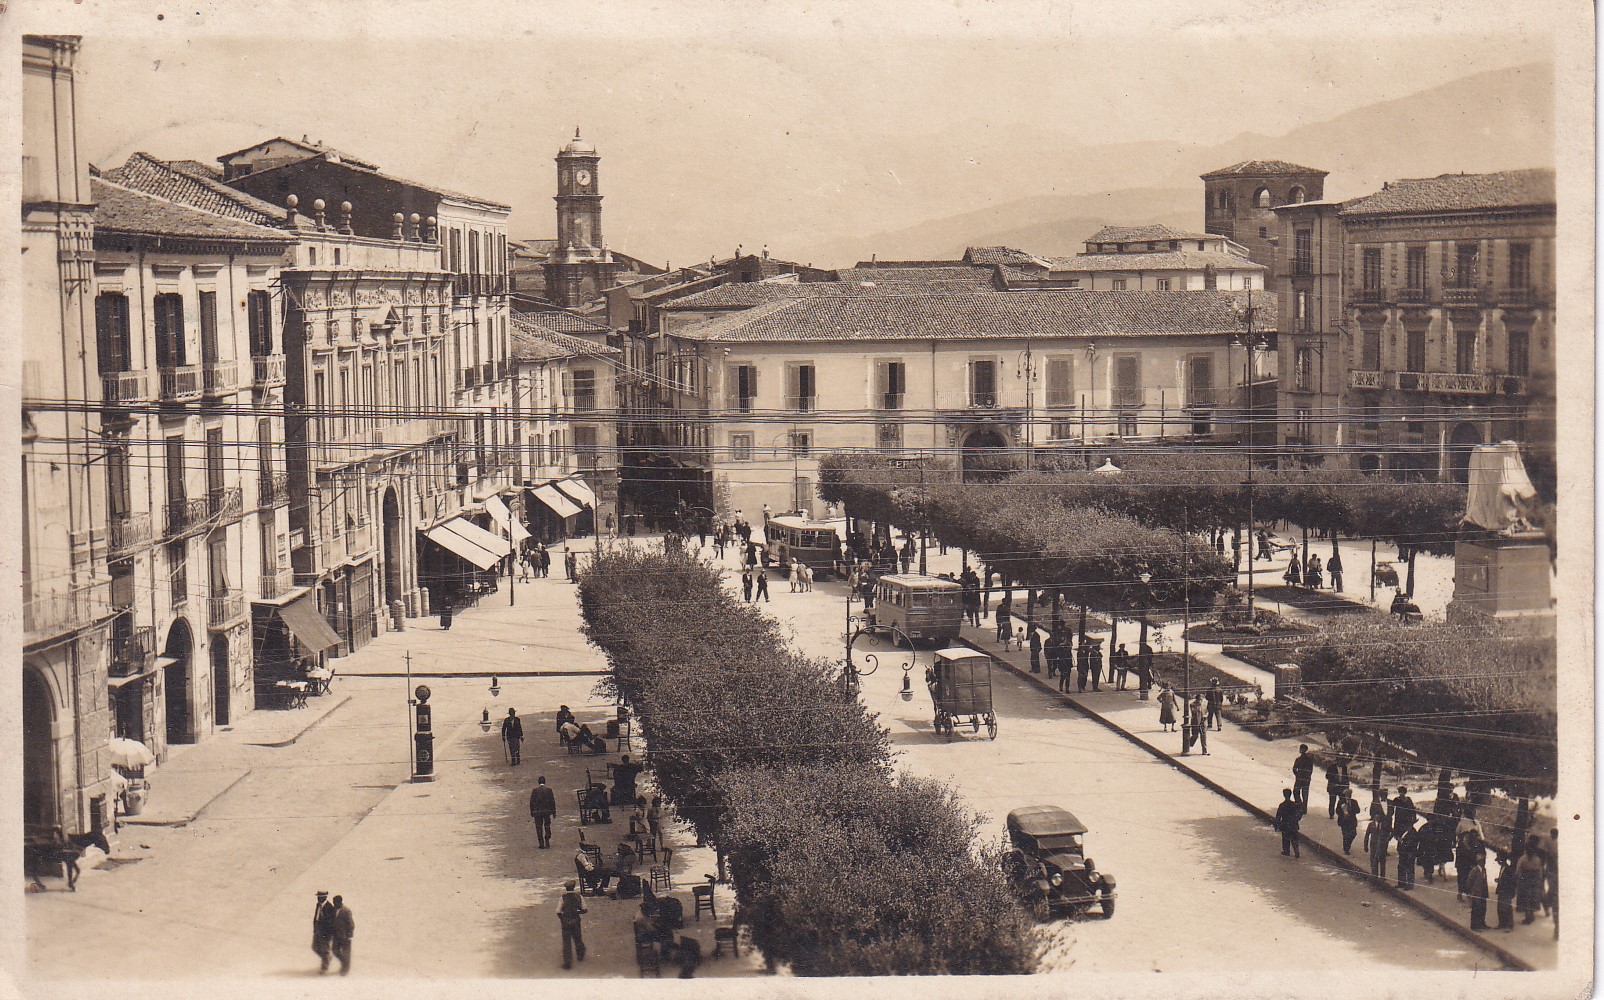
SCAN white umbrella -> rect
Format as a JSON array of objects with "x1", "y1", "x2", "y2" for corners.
[
  {"x1": 108, "y1": 737, "x2": 155, "y2": 769},
  {"x1": 1094, "y1": 459, "x2": 1123, "y2": 476}
]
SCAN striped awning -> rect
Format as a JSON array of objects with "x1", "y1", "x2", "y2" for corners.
[
  {"x1": 484, "y1": 495, "x2": 533, "y2": 542},
  {"x1": 423, "y1": 517, "x2": 511, "y2": 571},
  {"x1": 554, "y1": 477, "x2": 596, "y2": 509},
  {"x1": 532, "y1": 484, "x2": 582, "y2": 519}
]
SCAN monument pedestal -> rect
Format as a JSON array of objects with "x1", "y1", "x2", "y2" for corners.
[{"x1": 1446, "y1": 532, "x2": 1555, "y2": 636}]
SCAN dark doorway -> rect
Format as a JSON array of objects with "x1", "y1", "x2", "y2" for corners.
[
  {"x1": 382, "y1": 488, "x2": 403, "y2": 608},
  {"x1": 211, "y1": 639, "x2": 230, "y2": 728},
  {"x1": 960, "y1": 429, "x2": 1010, "y2": 482},
  {"x1": 23, "y1": 666, "x2": 56, "y2": 829},
  {"x1": 1447, "y1": 421, "x2": 1483, "y2": 485},
  {"x1": 164, "y1": 619, "x2": 194, "y2": 745}
]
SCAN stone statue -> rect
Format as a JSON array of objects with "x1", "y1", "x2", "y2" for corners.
[{"x1": 1463, "y1": 442, "x2": 1538, "y2": 534}]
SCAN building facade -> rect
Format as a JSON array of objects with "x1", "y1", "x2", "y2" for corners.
[
  {"x1": 1337, "y1": 170, "x2": 1556, "y2": 487},
  {"x1": 650, "y1": 290, "x2": 1275, "y2": 515},
  {"x1": 1202, "y1": 160, "x2": 1329, "y2": 268},
  {"x1": 21, "y1": 34, "x2": 117, "y2": 837},
  {"x1": 1269, "y1": 197, "x2": 1347, "y2": 459}
]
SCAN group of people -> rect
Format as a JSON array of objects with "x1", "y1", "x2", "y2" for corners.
[
  {"x1": 513, "y1": 542, "x2": 554, "y2": 581},
  {"x1": 1274, "y1": 749, "x2": 1559, "y2": 940},
  {"x1": 555, "y1": 705, "x2": 611, "y2": 755},
  {"x1": 1281, "y1": 549, "x2": 1343, "y2": 591},
  {"x1": 1154, "y1": 678, "x2": 1226, "y2": 753},
  {"x1": 310, "y1": 891, "x2": 357, "y2": 975}
]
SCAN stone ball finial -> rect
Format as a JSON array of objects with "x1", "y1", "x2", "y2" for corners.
[
  {"x1": 341, "y1": 201, "x2": 352, "y2": 213},
  {"x1": 394, "y1": 212, "x2": 405, "y2": 222},
  {"x1": 286, "y1": 194, "x2": 299, "y2": 208},
  {"x1": 409, "y1": 213, "x2": 421, "y2": 223},
  {"x1": 312, "y1": 198, "x2": 325, "y2": 212}
]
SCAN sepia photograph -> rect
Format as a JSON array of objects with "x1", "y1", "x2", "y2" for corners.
[{"x1": 5, "y1": 1, "x2": 1594, "y2": 997}]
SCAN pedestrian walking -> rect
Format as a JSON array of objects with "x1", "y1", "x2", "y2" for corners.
[
  {"x1": 529, "y1": 775, "x2": 557, "y2": 848},
  {"x1": 1327, "y1": 550, "x2": 1344, "y2": 591},
  {"x1": 995, "y1": 593, "x2": 1013, "y2": 645},
  {"x1": 1365, "y1": 814, "x2": 1390, "y2": 880},
  {"x1": 1088, "y1": 642, "x2": 1103, "y2": 691},
  {"x1": 565, "y1": 549, "x2": 578, "y2": 582},
  {"x1": 1205, "y1": 677, "x2": 1223, "y2": 728},
  {"x1": 1494, "y1": 853, "x2": 1518, "y2": 930},
  {"x1": 789, "y1": 560, "x2": 801, "y2": 593},
  {"x1": 1390, "y1": 785, "x2": 1417, "y2": 840},
  {"x1": 1113, "y1": 642, "x2": 1130, "y2": 690},
  {"x1": 1186, "y1": 696, "x2": 1208, "y2": 754},
  {"x1": 1325, "y1": 758, "x2": 1348, "y2": 818},
  {"x1": 761, "y1": 503, "x2": 772, "y2": 527},
  {"x1": 1466, "y1": 852, "x2": 1490, "y2": 930},
  {"x1": 1275, "y1": 788, "x2": 1304, "y2": 858},
  {"x1": 1290, "y1": 745, "x2": 1315, "y2": 810},
  {"x1": 538, "y1": 543, "x2": 551, "y2": 578},
  {"x1": 330, "y1": 895, "x2": 355, "y2": 975},
  {"x1": 741, "y1": 567, "x2": 754, "y2": 602},
  {"x1": 1137, "y1": 640, "x2": 1154, "y2": 700},
  {"x1": 1075, "y1": 641, "x2": 1091, "y2": 693},
  {"x1": 1336, "y1": 790, "x2": 1361, "y2": 854},
  {"x1": 1028, "y1": 627, "x2": 1042, "y2": 674},
  {"x1": 755, "y1": 567, "x2": 770, "y2": 602},
  {"x1": 960, "y1": 569, "x2": 981, "y2": 626},
  {"x1": 799, "y1": 562, "x2": 814, "y2": 592},
  {"x1": 439, "y1": 602, "x2": 454, "y2": 631},
  {"x1": 1156, "y1": 683, "x2": 1178, "y2": 732},
  {"x1": 1516, "y1": 835, "x2": 1545, "y2": 923},
  {"x1": 501, "y1": 708, "x2": 524, "y2": 766},
  {"x1": 1256, "y1": 529, "x2": 1272, "y2": 561},
  {"x1": 1305, "y1": 552, "x2": 1323, "y2": 590},
  {"x1": 558, "y1": 880, "x2": 588, "y2": 969},
  {"x1": 1395, "y1": 822, "x2": 1419, "y2": 890},
  {"x1": 900, "y1": 537, "x2": 915, "y2": 574},
  {"x1": 311, "y1": 891, "x2": 335, "y2": 974},
  {"x1": 1283, "y1": 557, "x2": 1302, "y2": 587},
  {"x1": 1455, "y1": 808, "x2": 1483, "y2": 900},
  {"x1": 648, "y1": 796, "x2": 665, "y2": 851}
]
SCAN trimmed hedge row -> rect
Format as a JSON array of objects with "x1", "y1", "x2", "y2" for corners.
[{"x1": 577, "y1": 545, "x2": 1041, "y2": 976}]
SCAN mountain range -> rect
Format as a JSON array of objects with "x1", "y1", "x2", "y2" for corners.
[{"x1": 800, "y1": 61, "x2": 1554, "y2": 266}]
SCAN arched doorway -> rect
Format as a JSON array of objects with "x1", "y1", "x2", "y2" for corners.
[
  {"x1": 960, "y1": 429, "x2": 1010, "y2": 482},
  {"x1": 211, "y1": 639, "x2": 230, "y2": 728},
  {"x1": 164, "y1": 619, "x2": 194, "y2": 745},
  {"x1": 1358, "y1": 454, "x2": 1382, "y2": 476},
  {"x1": 382, "y1": 487, "x2": 403, "y2": 608},
  {"x1": 1447, "y1": 421, "x2": 1483, "y2": 485},
  {"x1": 24, "y1": 665, "x2": 57, "y2": 828}
]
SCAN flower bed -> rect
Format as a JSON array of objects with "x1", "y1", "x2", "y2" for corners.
[
  {"x1": 1182, "y1": 608, "x2": 1315, "y2": 645},
  {"x1": 578, "y1": 544, "x2": 1041, "y2": 975}
]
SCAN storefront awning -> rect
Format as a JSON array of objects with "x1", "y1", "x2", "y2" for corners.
[
  {"x1": 532, "y1": 484, "x2": 582, "y2": 519},
  {"x1": 278, "y1": 595, "x2": 343, "y2": 655},
  {"x1": 423, "y1": 518, "x2": 508, "y2": 571},
  {"x1": 484, "y1": 495, "x2": 533, "y2": 542},
  {"x1": 554, "y1": 477, "x2": 596, "y2": 509}
]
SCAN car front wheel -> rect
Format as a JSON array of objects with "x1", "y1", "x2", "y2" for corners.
[{"x1": 1101, "y1": 896, "x2": 1115, "y2": 919}]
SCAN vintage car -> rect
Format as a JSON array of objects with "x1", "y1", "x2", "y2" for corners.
[{"x1": 1003, "y1": 805, "x2": 1116, "y2": 919}]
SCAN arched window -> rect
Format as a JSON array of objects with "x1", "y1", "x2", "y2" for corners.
[
  {"x1": 1254, "y1": 187, "x2": 1272, "y2": 208},
  {"x1": 1288, "y1": 186, "x2": 1306, "y2": 204}
]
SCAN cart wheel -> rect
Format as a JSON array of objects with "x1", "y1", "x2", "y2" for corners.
[
  {"x1": 971, "y1": 715, "x2": 981, "y2": 734},
  {"x1": 986, "y1": 714, "x2": 998, "y2": 740}
]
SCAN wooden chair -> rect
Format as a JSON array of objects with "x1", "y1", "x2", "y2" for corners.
[
  {"x1": 635, "y1": 937, "x2": 661, "y2": 978},
  {"x1": 580, "y1": 843, "x2": 603, "y2": 867},
  {"x1": 636, "y1": 835, "x2": 658, "y2": 862},
  {"x1": 574, "y1": 857, "x2": 604, "y2": 897},
  {"x1": 649, "y1": 864, "x2": 673, "y2": 893},
  {"x1": 692, "y1": 879, "x2": 716, "y2": 921}
]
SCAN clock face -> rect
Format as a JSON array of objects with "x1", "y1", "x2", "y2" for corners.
[{"x1": 575, "y1": 169, "x2": 592, "y2": 187}]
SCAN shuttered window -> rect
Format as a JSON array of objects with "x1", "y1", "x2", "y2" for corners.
[{"x1": 1045, "y1": 357, "x2": 1074, "y2": 408}]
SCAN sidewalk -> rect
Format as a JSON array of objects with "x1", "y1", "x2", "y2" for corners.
[
  {"x1": 123, "y1": 691, "x2": 352, "y2": 827},
  {"x1": 960, "y1": 618, "x2": 1558, "y2": 972}
]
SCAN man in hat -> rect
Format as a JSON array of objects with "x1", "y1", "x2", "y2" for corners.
[
  {"x1": 330, "y1": 894, "x2": 355, "y2": 975},
  {"x1": 530, "y1": 776, "x2": 557, "y2": 849},
  {"x1": 1274, "y1": 788, "x2": 1304, "y2": 858},
  {"x1": 501, "y1": 708, "x2": 524, "y2": 766},
  {"x1": 311, "y1": 891, "x2": 335, "y2": 973},
  {"x1": 558, "y1": 879, "x2": 587, "y2": 969}
]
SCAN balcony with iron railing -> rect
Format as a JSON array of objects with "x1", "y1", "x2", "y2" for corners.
[
  {"x1": 102, "y1": 370, "x2": 152, "y2": 406},
  {"x1": 879, "y1": 392, "x2": 905, "y2": 410},
  {"x1": 252, "y1": 354, "x2": 286, "y2": 387},
  {"x1": 1396, "y1": 287, "x2": 1428, "y2": 304},
  {"x1": 1351, "y1": 286, "x2": 1385, "y2": 304},
  {"x1": 345, "y1": 519, "x2": 374, "y2": 556},
  {"x1": 259, "y1": 470, "x2": 290, "y2": 506},
  {"x1": 1499, "y1": 287, "x2": 1535, "y2": 307},
  {"x1": 258, "y1": 568, "x2": 298, "y2": 601},
  {"x1": 109, "y1": 511, "x2": 154, "y2": 555},
  {"x1": 1442, "y1": 286, "x2": 1484, "y2": 308},
  {"x1": 166, "y1": 497, "x2": 211, "y2": 537},
  {"x1": 159, "y1": 364, "x2": 204, "y2": 402},
  {"x1": 23, "y1": 581, "x2": 110, "y2": 640},
  {"x1": 208, "y1": 486, "x2": 244, "y2": 523},
  {"x1": 207, "y1": 589, "x2": 247, "y2": 628},
  {"x1": 110, "y1": 625, "x2": 156, "y2": 678},
  {"x1": 202, "y1": 359, "x2": 238, "y2": 396},
  {"x1": 788, "y1": 394, "x2": 817, "y2": 413},
  {"x1": 459, "y1": 366, "x2": 478, "y2": 390},
  {"x1": 481, "y1": 361, "x2": 495, "y2": 384}
]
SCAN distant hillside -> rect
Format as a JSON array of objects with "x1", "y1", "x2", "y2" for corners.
[{"x1": 812, "y1": 62, "x2": 1553, "y2": 267}]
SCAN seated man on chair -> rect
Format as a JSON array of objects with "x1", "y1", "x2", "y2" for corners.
[
  {"x1": 576, "y1": 724, "x2": 608, "y2": 754},
  {"x1": 556, "y1": 705, "x2": 577, "y2": 743},
  {"x1": 575, "y1": 845, "x2": 616, "y2": 894},
  {"x1": 582, "y1": 783, "x2": 612, "y2": 824}
]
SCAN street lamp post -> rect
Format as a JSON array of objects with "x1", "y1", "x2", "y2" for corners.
[
  {"x1": 1016, "y1": 345, "x2": 1038, "y2": 471},
  {"x1": 841, "y1": 598, "x2": 915, "y2": 698},
  {"x1": 1231, "y1": 293, "x2": 1269, "y2": 622}
]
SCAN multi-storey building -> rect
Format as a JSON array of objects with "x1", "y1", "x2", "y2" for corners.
[
  {"x1": 89, "y1": 176, "x2": 297, "y2": 753},
  {"x1": 1338, "y1": 169, "x2": 1556, "y2": 487},
  {"x1": 996, "y1": 225, "x2": 1266, "y2": 292},
  {"x1": 543, "y1": 131, "x2": 627, "y2": 309},
  {"x1": 510, "y1": 312, "x2": 622, "y2": 537},
  {"x1": 1269, "y1": 195, "x2": 1347, "y2": 459},
  {"x1": 1202, "y1": 160, "x2": 1329, "y2": 267},
  {"x1": 21, "y1": 34, "x2": 118, "y2": 837},
  {"x1": 650, "y1": 289, "x2": 1275, "y2": 515}
]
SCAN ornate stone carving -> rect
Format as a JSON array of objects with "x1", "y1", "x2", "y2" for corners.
[{"x1": 330, "y1": 287, "x2": 350, "y2": 307}]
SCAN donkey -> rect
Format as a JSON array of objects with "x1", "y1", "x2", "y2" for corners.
[{"x1": 25, "y1": 826, "x2": 110, "y2": 891}]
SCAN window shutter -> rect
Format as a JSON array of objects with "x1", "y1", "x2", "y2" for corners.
[{"x1": 725, "y1": 365, "x2": 739, "y2": 409}]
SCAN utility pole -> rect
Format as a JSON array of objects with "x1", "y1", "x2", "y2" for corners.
[
  {"x1": 405, "y1": 650, "x2": 414, "y2": 776},
  {"x1": 1183, "y1": 510, "x2": 1191, "y2": 698}
]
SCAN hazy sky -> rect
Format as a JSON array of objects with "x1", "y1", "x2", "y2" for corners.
[{"x1": 49, "y1": 1, "x2": 1561, "y2": 265}]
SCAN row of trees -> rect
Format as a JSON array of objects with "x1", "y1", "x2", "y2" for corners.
[{"x1": 577, "y1": 545, "x2": 1041, "y2": 975}]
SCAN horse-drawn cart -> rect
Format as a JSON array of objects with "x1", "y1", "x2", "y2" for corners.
[{"x1": 927, "y1": 647, "x2": 997, "y2": 739}]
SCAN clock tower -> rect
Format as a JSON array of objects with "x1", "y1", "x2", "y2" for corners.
[{"x1": 545, "y1": 129, "x2": 621, "y2": 307}]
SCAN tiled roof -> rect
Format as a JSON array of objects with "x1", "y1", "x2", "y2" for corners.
[
  {"x1": 514, "y1": 309, "x2": 610, "y2": 336},
  {"x1": 660, "y1": 277, "x2": 995, "y2": 310},
  {"x1": 510, "y1": 313, "x2": 620, "y2": 360},
  {"x1": 102, "y1": 153, "x2": 302, "y2": 228},
  {"x1": 1042, "y1": 250, "x2": 1264, "y2": 273},
  {"x1": 832, "y1": 266, "x2": 993, "y2": 283},
  {"x1": 1085, "y1": 224, "x2": 1212, "y2": 244},
  {"x1": 92, "y1": 177, "x2": 295, "y2": 245},
  {"x1": 1339, "y1": 169, "x2": 1555, "y2": 217},
  {"x1": 963, "y1": 246, "x2": 1043, "y2": 266},
  {"x1": 236, "y1": 154, "x2": 512, "y2": 212},
  {"x1": 512, "y1": 238, "x2": 560, "y2": 257},
  {"x1": 1201, "y1": 160, "x2": 1328, "y2": 179},
  {"x1": 672, "y1": 289, "x2": 1275, "y2": 343},
  {"x1": 169, "y1": 159, "x2": 223, "y2": 180},
  {"x1": 850, "y1": 259, "x2": 965, "y2": 269}
]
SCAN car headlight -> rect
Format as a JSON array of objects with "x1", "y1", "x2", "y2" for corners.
[{"x1": 1049, "y1": 872, "x2": 1063, "y2": 887}]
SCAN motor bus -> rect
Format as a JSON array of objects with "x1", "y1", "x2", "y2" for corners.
[
  {"x1": 767, "y1": 514, "x2": 841, "y2": 579},
  {"x1": 867, "y1": 574, "x2": 964, "y2": 644}
]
